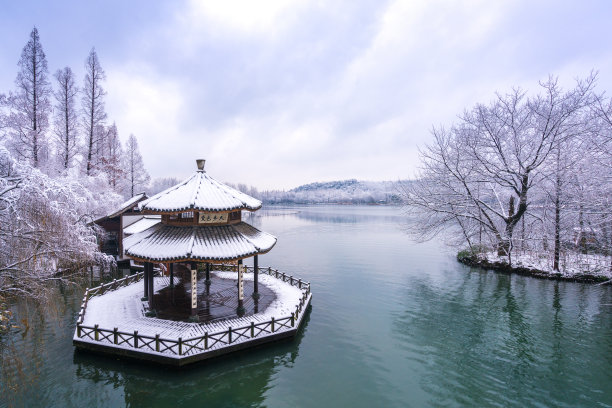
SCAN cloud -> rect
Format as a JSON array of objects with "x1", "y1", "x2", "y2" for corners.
[
  {"x1": 11, "y1": 0, "x2": 606, "y2": 189},
  {"x1": 184, "y1": 0, "x2": 306, "y2": 35}
]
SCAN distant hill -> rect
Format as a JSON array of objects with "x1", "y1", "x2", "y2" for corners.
[{"x1": 258, "y1": 179, "x2": 408, "y2": 204}]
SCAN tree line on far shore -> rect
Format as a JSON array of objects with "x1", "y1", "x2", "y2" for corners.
[{"x1": 402, "y1": 74, "x2": 612, "y2": 273}]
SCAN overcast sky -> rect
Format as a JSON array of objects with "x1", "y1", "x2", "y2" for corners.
[{"x1": 1, "y1": 0, "x2": 611, "y2": 189}]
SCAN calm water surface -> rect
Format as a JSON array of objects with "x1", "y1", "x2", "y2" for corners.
[{"x1": 1, "y1": 205, "x2": 612, "y2": 407}]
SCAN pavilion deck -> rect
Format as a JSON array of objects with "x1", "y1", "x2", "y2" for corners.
[
  {"x1": 73, "y1": 267, "x2": 311, "y2": 366},
  {"x1": 153, "y1": 269, "x2": 277, "y2": 323}
]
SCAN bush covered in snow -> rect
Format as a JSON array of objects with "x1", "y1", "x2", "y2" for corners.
[{"x1": 0, "y1": 146, "x2": 121, "y2": 299}]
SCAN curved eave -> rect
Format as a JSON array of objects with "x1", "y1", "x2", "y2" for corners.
[
  {"x1": 123, "y1": 222, "x2": 276, "y2": 263},
  {"x1": 140, "y1": 202, "x2": 262, "y2": 215}
]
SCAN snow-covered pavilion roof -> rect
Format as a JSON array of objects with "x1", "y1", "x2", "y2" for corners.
[
  {"x1": 139, "y1": 161, "x2": 261, "y2": 213},
  {"x1": 123, "y1": 222, "x2": 276, "y2": 262}
]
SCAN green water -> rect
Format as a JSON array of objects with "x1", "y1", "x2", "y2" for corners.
[{"x1": 1, "y1": 205, "x2": 612, "y2": 407}]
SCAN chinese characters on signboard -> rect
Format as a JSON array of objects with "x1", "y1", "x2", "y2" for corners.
[
  {"x1": 191, "y1": 268, "x2": 197, "y2": 309},
  {"x1": 198, "y1": 212, "x2": 228, "y2": 224},
  {"x1": 238, "y1": 264, "x2": 244, "y2": 301}
]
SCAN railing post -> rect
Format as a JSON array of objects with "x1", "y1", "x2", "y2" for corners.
[
  {"x1": 298, "y1": 279, "x2": 302, "y2": 289},
  {"x1": 268, "y1": 267, "x2": 271, "y2": 276},
  {"x1": 204, "y1": 332, "x2": 208, "y2": 350},
  {"x1": 291, "y1": 313, "x2": 295, "y2": 327},
  {"x1": 251, "y1": 322, "x2": 255, "y2": 338},
  {"x1": 229, "y1": 327, "x2": 232, "y2": 344},
  {"x1": 178, "y1": 338, "x2": 183, "y2": 355},
  {"x1": 134, "y1": 331, "x2": 139, "y2": 348},
  {"x1": 94, "y1": 324, "x2": 99, "y2": 341},
  {"x1": 271, "y1": 317, "x2": 275, "y2": 333},
  {"x1": 155, "y1": 335, "x2": 160, "y2": 352},
  {"x1": 113, "y1": 327, "x2": 118, "y2": 344},
  {"x1": 77, "y1": 324, "x2": 82, "y2": 338}
]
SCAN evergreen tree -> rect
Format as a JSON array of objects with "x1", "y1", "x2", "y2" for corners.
[
  {"x1": 123, "y1": 134, "x2": 150, "y2": 197},
  {"x1": 81, "y1": 48, "x2": 107, "y2": 175},
  {"x1": 99, "y1": 122, "x2": 123, "y2": 190},
  {"x1": 6, "y1": 27, "x2": 51, "y2": 168},
  {"x1": 53, "y1": 67, "x2": 79, "y2": 170}
]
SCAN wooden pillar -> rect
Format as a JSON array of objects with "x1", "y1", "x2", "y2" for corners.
[
  {"x1": 143, "y1": 262, "x2": 149, "y2": 300},
  {"x1": 148, "y1": 263, "x2": 154, "y2": 307},
  {"x1": 169, "y1": 263, "x2": 174, "y2": 287},
  {"x1": 253, "y1": 255, "x2": 259, "y2": 298},
  {"x1": 205, "y1": 262, "x2": 211, "y2": 285},
  {"x1": 190, "y1": 262, "x2": 199, "y2": 321}
]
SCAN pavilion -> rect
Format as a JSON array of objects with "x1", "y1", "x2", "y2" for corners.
[
  {"x1": 73, "y1": 159, "x2": 311, "y2": 365},
  {"x1": 123, "y1": 159, "x2": 276, "y2": 320}
]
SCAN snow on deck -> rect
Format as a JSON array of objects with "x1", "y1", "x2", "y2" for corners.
[{"x1": 76, "y1": 270, "x2": 307, "y2": 359}]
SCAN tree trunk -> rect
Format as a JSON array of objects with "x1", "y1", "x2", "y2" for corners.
[
  {"x1": 64, "y1": 84, "x2": 69, "y2": 169},
  {"x1": 86, "y1": 75, "x2": 95, "y2": 176},
  {"x1": 32, "y1": 49, "x2": 38, "y2": 168},
  {"x1": 553, "y1": 147, "x2": 561, "y2": 272}
]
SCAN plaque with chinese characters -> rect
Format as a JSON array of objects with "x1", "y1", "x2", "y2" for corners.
[{"x1": 198, "y1": 212, "x2": 228, "y2": 224}]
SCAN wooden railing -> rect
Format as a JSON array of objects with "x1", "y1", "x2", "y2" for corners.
[
  {"x1": 75, "y1": 265, "x2": 311, "y2": 357},
  {"x1": 76, "y1": 271, "x2": 145, "y2": 325}
]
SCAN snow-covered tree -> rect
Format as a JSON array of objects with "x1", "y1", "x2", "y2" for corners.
[
  {"x1": 402, "y1": 75, "x2": 596, "y2": 265},
  {"x1": 53, "y1": 66, "x2": 79, "y2": 170},
  {"x1": 0, "y1": 145, "x2": 120, "y2": 299},
  {"x1": 122, "y1": 134, "x2": 150, "y2": 197},
  {"x1": 148, "y1": 176, "x2": 181, "y2": 195},
  {"x1": 81, "y1": 48, "x2": 107, "y2": 176},
  {"x1": 5, "y1": 27, "x2": 51, "y2": 169},
  {"x1": 99, "y1": 122, "x2": 123, "y2": 190}
]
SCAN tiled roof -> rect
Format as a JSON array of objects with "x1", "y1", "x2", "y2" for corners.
[
  {"x1": 139, "y1": 170, "x2": 261, "y2": 213},
  {"x1": 96, "y1": 192, "x2": 147, "y2": 221},
  {"x1": 123, "y1": 216, "x2": 161, "y2": 235},
  {"x1": 124, "y1": 222, "x2": 276, "y2": 262}
]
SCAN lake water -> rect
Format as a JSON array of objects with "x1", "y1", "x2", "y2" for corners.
[{"x1": 2, "y1": 205, "x2": 612, "y2": 407}]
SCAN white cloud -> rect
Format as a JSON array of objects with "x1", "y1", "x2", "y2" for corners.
[{"x1": 94, "y1": 0, "x2": 612, "y2": 189}]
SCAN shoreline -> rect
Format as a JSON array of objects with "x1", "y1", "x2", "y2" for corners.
[{"x1": 457, "y1": 252, "x2": 611, "y2": 284}]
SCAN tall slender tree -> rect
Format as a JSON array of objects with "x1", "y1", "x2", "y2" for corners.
[
  {"x1": 53, "y1": 67, "x2": 79, "y2": 170},
  {"x1": 100, "y1": 122, "x2": 123, "y2": 190},
  {"x1": 81, "y1": 48, "x2": 107, "y2": 175},
  {"x1": 6, "y1": 27, "x2": 51, "y2": 168},
  {"x1": 123, "y1": 134, "x2": 150, "y2": 197}
]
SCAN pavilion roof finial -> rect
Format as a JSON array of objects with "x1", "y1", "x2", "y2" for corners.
[{"x1": 196, "y1": 159, "x2": 206, "y2": 172}]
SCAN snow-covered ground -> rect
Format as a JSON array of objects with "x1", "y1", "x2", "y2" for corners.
[{"x1": 480, "y1": 251, "x2": 612, "y2": 279}]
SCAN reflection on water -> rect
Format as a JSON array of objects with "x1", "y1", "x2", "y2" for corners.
[
  {"x1": 1, "y1": 205, "x2": 612, "y2": 408},
  {"x1": 393, "y1": 270, "x2": 612, "y2": 407},
  {"x1": 72, "y1": 312, "x2": 310, "y2": 408}
]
